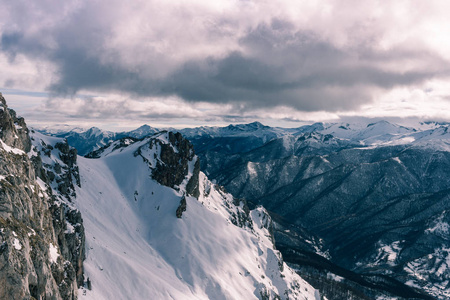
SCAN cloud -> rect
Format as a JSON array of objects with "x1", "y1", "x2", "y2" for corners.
[{"x1": 2, "y1": 0, "x2": 450, "y2": 127}]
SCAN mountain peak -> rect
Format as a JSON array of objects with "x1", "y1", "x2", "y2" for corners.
[
  {"x1": 226, "y1": 121, "x2": 268, "y2": 132},
  {"x1": 247, "y1": 121, "x2": 265, "y2": 128}
]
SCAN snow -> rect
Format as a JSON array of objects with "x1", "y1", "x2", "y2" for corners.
[
  {"x1": 36, "y1": 177, "x2": 48, "y2": 191},
  {"x1": 39, "y1": 120, "x2": 450, "y2": 158},
  {"x1": 180, "y1": 122, "x2": 286, "y2": 142},
  {"x1": 392, "y1": 157, "x2": 402, "y2": 164},
  {"x1": 29, "y1": 131, "x2": 79, "y2": 201},
  {"x1": 0, "y1": 139, "x2": 25, "y2": 155},
  {"x1": 65, "y1": 222, "x2": 75, "y2": 234},
  {"x1": 404, "y1": 247, "x2": 450, "y2": 298},
  {"x1": 326, "y1": 273, "x2": 344, "y2": 282},
  {"x1": 12, "y1": 238, "x2": 22, "y2": 250},
  {"x1": 49, "y1": 243, "x2": 60, "y2": 264},
  {"x1": 247, "y1": 162, "x2": 258, "y2": 177},
  {"x1": 376, "y1": 296, "x2": 398, "y2": 300},
  {"x1": 426, "y1": 218, "x2": 450, "y2": 236},
  {"x1": 281, "y1": 135, "x2": 295, "y2": 152},
  {"x1": 32, "y1": 125, "x2": 87, "y2": 135},
  {"x1": 372, "y1": 241, "x2": 402, "y2": 267},
  {"x1": 425, "y1": 211, "x2": 450, "y2": 238},
  {"x1": 74, "y1": 135, "x2": 319, "y2": 300}
]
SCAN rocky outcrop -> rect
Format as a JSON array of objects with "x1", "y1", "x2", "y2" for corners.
[
  {"x1": 30, "y1": 131, "x2": 86, "y2": 289},
  {"x1": 152, "y1": 132, "x2": 195, "y2": 188},
  {"x1": 0, "y1": 93, "x2": 31, "y2": 153},
  {"x1": 136, "y1": 131, "x2": 200, "y2": 198},
  {"x1": 0, "y1": 93, "x2": 84, "y2": 299},
  {"x1": 185, "y1": 158, "x2": 200, "y2": 198},
  {"x1": 175, "y1": 196, "x2": 187, "y2": 218},
  {"x1": 53, "y1": 142, "x2": 80, "y2": 199}
]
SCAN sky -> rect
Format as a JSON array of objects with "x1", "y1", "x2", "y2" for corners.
[{"x1": 2, "y1": 0, "x2": 450, "y2": 131}]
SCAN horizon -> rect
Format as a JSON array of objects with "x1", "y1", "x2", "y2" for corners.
[{"x1": 29, "y1": 114, "x2": 450, "y2": 133}]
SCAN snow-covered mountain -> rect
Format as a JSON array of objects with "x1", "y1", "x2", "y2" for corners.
[
  {"x1": 183, "y1": 121, "x2": 450, "y2": 300},
  {"x1": 34, "y1": 119, "x2": 450, "y2": 299},
  {"x1": 38, "y1": 120, "x2": 450, "y2": 157},
  {"x1": 37, "y1": 125, "x2": 159, "y2": 156},
  {"x1": 2, "y1": 94, "x2": 322, "y2": 300},
  {"x1": 32, "y1": 130, "x2": 320, "y2": 299},
  {"x1": 35, "y1": 121, "x2": 287, "y2": 156}
]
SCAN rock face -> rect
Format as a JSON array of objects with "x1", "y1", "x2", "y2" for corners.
[
  {"x1": 135, "y1": 131, "x2": 200, "y2": 198},
  {"x1": 175, "y1": 196, "x2": 187, "y2": 218},
  {"x1": 0, "y1": 94, "x2": 31, "y2": 153},
  {"x1": 0, "y1": 93, "x2": 85, "y2": 299}
]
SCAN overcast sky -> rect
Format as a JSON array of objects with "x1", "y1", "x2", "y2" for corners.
[{"x1": 2, "y1": 0, "x2": 450, "y2": 130}]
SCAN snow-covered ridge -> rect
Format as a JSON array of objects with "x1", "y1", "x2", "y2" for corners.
[{"x1": 71, "y1": 130, "x2": 319, "y2": 299}]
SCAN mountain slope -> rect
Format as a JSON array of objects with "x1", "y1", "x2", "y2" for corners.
[{"x1": 72, "y1": 132, "x2": 319, "y2": 299}]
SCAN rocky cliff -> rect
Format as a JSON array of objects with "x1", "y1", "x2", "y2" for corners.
[{"x1": 0, "y1": 93, "x2": 85, "y2": 299}]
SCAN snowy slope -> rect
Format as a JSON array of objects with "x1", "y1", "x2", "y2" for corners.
[{"x1": 71, "y1": 133, "x2": 319, "y2": 299}]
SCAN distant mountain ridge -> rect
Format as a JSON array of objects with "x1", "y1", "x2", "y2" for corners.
[
  {"x1": 37, "y1": 125, "x2": 160, "y2": 156},
  {"x1": 36, "y1": 120, "x2": 450, "y2": 156}
]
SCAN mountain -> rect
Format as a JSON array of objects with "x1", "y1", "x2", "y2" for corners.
[
  {"x1": 70, "y1": 131, "x2": 320, "y2": 299},
  {"x1": 37, "y1": 125, "x2": 159, "y2": 156},
  {"x1": 0, "y1": 93, "x2": 85, "y2": 299},
  {"x1": 40, "y1": 120, "x2": 450, "y2": 298},
  {"x1": 183, "y1": 120, "x2": 450, "y2": 299},
  {"x1": 2, "y1": 95, "x2": 321, "y2": 299},
  {"x1": 37, "y1": 121, "x2": 292, "y2": 157}
]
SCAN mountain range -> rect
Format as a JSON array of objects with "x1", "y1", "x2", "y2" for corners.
[{"x1": 36, "y1": 119, "x2": 450, "y2": 299}]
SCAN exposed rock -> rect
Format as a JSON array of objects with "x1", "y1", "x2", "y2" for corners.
[
  {"x1": 30, "y1": 131, "x2": 86, "y2": 289},
  {"x1": 0, "y1": 93, "x2": 84, "y2": 299},
  {"x1": 175, "y1": 196, "x2": 187, "y2": 218},
  {"x1": 186, "y1": 158, "x2": 200, "y2": 198},
  {"x1": 152, "y1": 132, "x2": 195, "y2": 188},
  {"x1": 0, "y1": 93, "x2": 31, "y2": 153},
  {"x1": 54, "y1": 142, "x2": 80, "y2": 199},
  {"x1": 135, "y1": 131, "x2": 200, "y2": 199}
]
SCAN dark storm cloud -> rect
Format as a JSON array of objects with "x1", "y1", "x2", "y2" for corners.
[
  {"x1": 49, "y1": 26, "x2": 442, "y2": 112},
  {"x1": 1, "y1": 0, "x2": 449, "y2": 115},
  {"x1": 158, "y1": 24, "x2": 444, "y2": 111}
]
